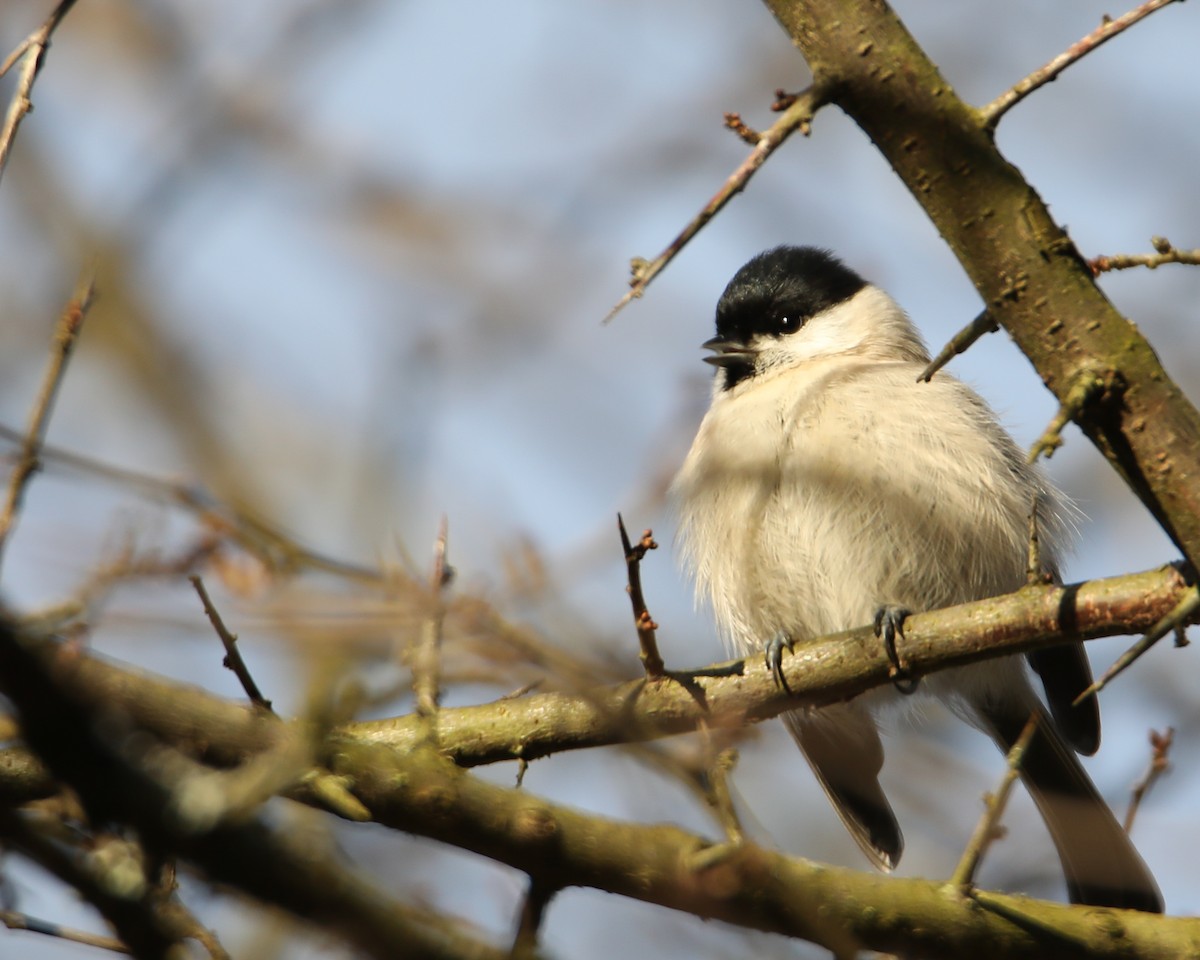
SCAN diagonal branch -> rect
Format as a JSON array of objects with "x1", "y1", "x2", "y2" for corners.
[
  {"x1": 980, "y1": 0, "x2": 1183, "y2": 129},
  {"x1": 760, "y1": 0, "x2": 1200, "y2": 579},
  {"x1": 0, "y1": 274, "x2": 94, "y2": 577},
  {"x1": 0, "y1": 563, "x2": 1186, "y2": 805},
  {"x1": 0, "y1": 619, "x2": 525, "y2": 960},
  {"x1": 0, "y1": 0, "x2": 80, "y2": 186},
  {"x1": 604, "y1": 83, "x2": 828, "y2": 323},
  {"x1": 344, "y1": 728, "x2": 1195, "y2": 959}
]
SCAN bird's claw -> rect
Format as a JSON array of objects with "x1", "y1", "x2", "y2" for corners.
[
  {"x1": 765, "y1": 631, "x2": 795, "y2": 694},
  {"x1": 874, "y1": 605, "x2": 919, "y2": 695}
]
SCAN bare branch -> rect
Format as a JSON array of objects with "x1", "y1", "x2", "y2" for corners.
[
  {"x1": 722, "y1": 112, "x2": 760, "y2": 145},
  {"x1": 411, "y1": 516, "x2": 451, "y2": 740},
  {"x1": 617, "y1": 514, "x2": 665, "y2": 677},
  {"x1": 350, "y1": 562, "x2": 1190, "y2": 766},
  {"x1": 2, "y1": 564, "x2": 1189, "y2": 811},
  {"x1": 0, "y1": 810, "x2": 189, "y2": 957},
  {"x1": 0, "y1": 619, "x2": 521, "y2": 960},
  {"x1": 0, "y1": 422, "x2": 382, "y2": 582},
  {"x1": 1075, "y1": 585, "x2": 1200, "y2": 705},
  {"x1": 190, "y1": 575, "x2": 273, "y2": 711},
  {"x1": 949, "y1": 713, "x2": 1038, "y2": 895},
  {"x1": 697, "y1": 739, "x2": 744, "y2": 843},
  {"x1": 1027, "y1": 365, "x2": 1111, "y2": 464},
  {"x1": 1125, "y1": 728, "x2": 1174, "y2": 834},
  {"x1": 0, "y1": 274, "x2": 94, "y2": 576},
  {"x1": 509, "y1": 877, "x2": 557, "y2": 960},
  {"x1": 604, "y1": 84, "x2": 828, "y2": 323},
  {"x1": 918, "y1": 309, "x2": 998, "y2": 382},
  {"x1": 1090, "y1": 236, "x2": 1200, "y2": 274},
  {"x1": 0, "y1": 0, "x2": 80, "y2": 186},
  {"x1": 980, "y1": 0, "x2": 1183, "y2": 128},
  {"x1": 0, "y1": 561, "x2": 1190, "y2": 954},
  {"x1": 0, "y1": 908, "x2": 129, "y2": 955},
  {"x1": 344, "y1": 730, "x2": 1198, "y2": 959}
]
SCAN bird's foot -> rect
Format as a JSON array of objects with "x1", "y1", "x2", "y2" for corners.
[
  {"x1": 874, "y1": 605, "x2": 919, "y2": 694},
  {"x1": 764, "y1": 631, "x2": 795, "y2": 694}
]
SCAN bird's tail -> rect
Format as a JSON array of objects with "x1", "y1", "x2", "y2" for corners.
[{"x1": 982, "y1": 704, "x2": 1162, "y2": 913}]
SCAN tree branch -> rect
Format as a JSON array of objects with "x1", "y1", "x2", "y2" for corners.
[
  {"x1": 0, "y1": 274, "x2": 94, "y2": 575},
  {"x1": 0, "y1": 619, "x2": 525, "y2": 960},
  {"x1": 349, "y1": 562, "x2": 1190, "y2": 764},
  {"x1": 341, "y1": 736, "x2": 1197, "y2": 959},
  {"x1": 0, "y1": 0, "x2": 80, "y2": 186},
  {"x1": 1090, "y1": 237, "x2": 1200, "y2": 274},
  {"x1": 980, "y1": 0, "x2": 1182, "y2": 128},
  {"x1": 760, "y1": 0, "x2": 1200, "y2": 578},
  {"x1": 0, "y1": 562, "x2": 1190, "y2": 954},
  {"x1": 604, "y1": 83, "x2": 828, "y2": 322},
  {"x1": 0, "y1": 563, "x2": 1187, "y2": 807}
]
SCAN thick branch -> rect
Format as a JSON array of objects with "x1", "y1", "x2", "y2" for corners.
[
  {"x1": 340, "y1": 740, "x2": 1199, "y2": 959},
  {"x1": 0, "y1": 621, "x2": 521, "y2": 960},
  {"x1": 0, "y1": 566, "x2": 1191, "y2": 954},
  {"x1": 350, "y1": 562, "x2": 1189, "y2": 763},
  {"x1": 0, "y1": 564, "x2": 1187, "y2": 805},
  {"x1": 8, "y1": 624, "x2": 1196, "y2": 958},
  {"x1": 761, "y1": 0, "x2": 1200, "y2": 575}
]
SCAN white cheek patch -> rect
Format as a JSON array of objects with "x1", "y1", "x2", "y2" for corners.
[
  {"x1": 756, "y1": 286, "x2": 908, "y2": 369},
  {"x1": 777, "y1": 315, "x2": 862, "y2": 364}
]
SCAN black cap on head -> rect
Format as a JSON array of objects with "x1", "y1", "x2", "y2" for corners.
[{"x1": 714, "y1": 246, "x2": 867, "y2": 346}]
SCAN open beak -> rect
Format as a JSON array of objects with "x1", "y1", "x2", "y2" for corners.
[{"x1": 702, "y1": 335, "x2": 755, "y2": 368}]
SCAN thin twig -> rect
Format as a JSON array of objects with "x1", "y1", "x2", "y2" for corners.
[
  {"x1": 699, "y1": 734, "x2": 743, "y2": 843},
  {"x1": 980, "y1": 0, "x2": 1182, "y2": 128},
  {"x1": 617, "y1": 514, "x2": 665, "y2": 677},
  {"x1": 0, "y1": 909, "x2": 129, "y2": 954},
  {"x1": 1027, "y1": 365, "x2": 1110, "y2": 463},
  {"x1": 1125, "y1": 727, "x2": 1173, "y2": 834},
  {"x1": 1025, "y1": 500, "x2": 1046, "y2": 585},
  {"x1": 0, "y1": 0, "x2": 81, "y2": 186},
  {"x1": 0, "y1": 273, "x2": 94, "y2": 576},
  {"x1": 189, "y1": 575, "x2": 272, "y2": 711},
  {"x1": 1075, "y1": 585, "x2": 1200, "y2": 706},
  {"x1": 0, "y1": 421, "x2": 382, "y2": 583},
  {"x1": 723, "y1": 112, "x2": 760, "y2": 145},
  {"x1": 949, "y1": 713, "x2": 1038, "y2": 895},
  {"x1": 918, "y1": 310, "x2": 998, "y2": 382},
  {"x1": 411, "y1": 516, "x2": 451, "y2": 738},
  {"x1": 0, "y1": 811, "x2": 185, "y2": 956},
  {"x1": 509, "y1": 876, "x2": 557, "y2": 960},
  {"x1": 604, "y1": 83, "x2": 828, "y2": 323},
  {"x1": 1090, "y1": 236, "x2": 1200, "y2": 274}
]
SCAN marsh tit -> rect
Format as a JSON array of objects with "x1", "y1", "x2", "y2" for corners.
[{"x1": 671, "y1": 246, "x2": 1161, "y2": 911}]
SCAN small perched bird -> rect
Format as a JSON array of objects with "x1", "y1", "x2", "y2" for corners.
[{"x1": 671, "y1": 245, "x2": 1162, "y2": 911}]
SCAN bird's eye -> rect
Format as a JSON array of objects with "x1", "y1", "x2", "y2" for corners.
[{"x1": 776, "y1": 314, "x2": 801, "y2": 335}]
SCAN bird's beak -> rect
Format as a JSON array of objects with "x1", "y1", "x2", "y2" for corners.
[{"x1": 702, "y1": 335, "x2": 755, "y2": 368}]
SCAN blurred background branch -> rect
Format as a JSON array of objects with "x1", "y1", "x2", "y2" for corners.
[{"x1": 0, "y1": 0, "x2": 1198, "y2": 956}]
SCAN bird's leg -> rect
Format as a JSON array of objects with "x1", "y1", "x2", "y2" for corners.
[
  {"x1": 765, "y1": 631, "x2": 795, "y2": 694},
  {"x1": 874, "y1": 605, "x2": 919, "y2": 694}
]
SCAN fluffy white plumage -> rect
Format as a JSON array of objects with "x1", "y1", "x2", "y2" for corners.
[
  {"x1": 671, "y1": 246, "x2": 1160, "y2": 911},
  {"x1": 674, "y1": 279, "x2": 1065, "y2": 709}
]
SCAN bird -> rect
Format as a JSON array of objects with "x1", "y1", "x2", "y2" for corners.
[{"x1": 670, "y1": 245, "x2": 1162, "y2": 912}]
